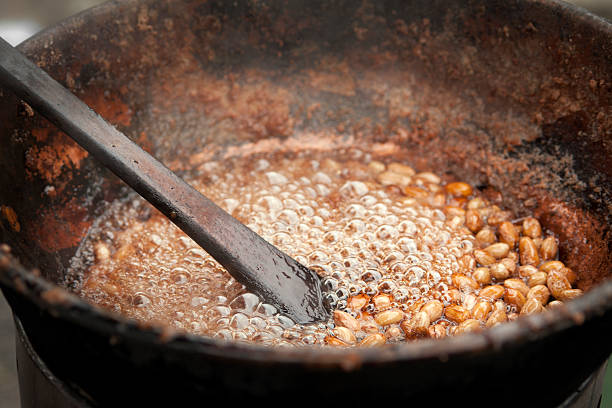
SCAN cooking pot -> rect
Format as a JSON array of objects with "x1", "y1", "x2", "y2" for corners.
[{"x1": 0, "y1": 0, "x2": 610, "y2": 405}]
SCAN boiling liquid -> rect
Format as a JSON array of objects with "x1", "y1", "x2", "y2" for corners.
[{"x1": 71, "y1": 150, "x2": 501, "y2": 346}]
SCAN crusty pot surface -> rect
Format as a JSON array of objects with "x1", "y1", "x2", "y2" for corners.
[{"x1": 0, "y1": 0, "x2": 610, "y2": 405}]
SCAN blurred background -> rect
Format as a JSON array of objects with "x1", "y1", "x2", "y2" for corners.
[{"x1": 0, "y1": 1, "x2": 610, "y2": 407}]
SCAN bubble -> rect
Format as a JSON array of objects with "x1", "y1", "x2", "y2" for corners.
[
  {"x1": 277, "y1": 315, "x2": 296, "y2": 329},
  {"x1": 230, "y1": 313, "x2": 250, "y2": 329},
  {"x1": 321, "y1": 277, "x2": 339, "y2": 291},
  {"x1": 378, "y1": 279, "x2": 397, "y2": 293},
  {"x1": 345, "y1": 219, "x2": 366, "y2": 235},
  {"x1": 346, "y1": 203, "x2": 367, "y2": 218},
  {"x1": 323, "y1": 292, "x2": 339, "y2": 309},
  {"x1": 190, "y1": 297, "x2": 209, "y2": 308},
  {"x1": 223, "y1": 198, "x2": 240, "y2": 214},
  {"x1": 214, "y1": 329, "x2": 233, "y2": 340},
  {"x1": 228, "y1": 293, "x2": 260, "y2": 314},
  {"x1": 312, "y1": 172, "x2": 332, "y2": 185},
  {"x1": 360, "y1": 195, "x2": 378, "y2": 207},
  {"x1": 265, "y1": 171, "x2": 288, "y2": 185},
  {"x1": 278, "y1": 209, "x2": 299, "y2": 225},
  {"x1": 314, "y1": 184, "x2": 330, "y2": 196},
  {"x1": 323, "y1": 230, "x2": 342, "y2": 244},
  {"x1": 255, "y1": 159, "x2": 270, "y2": 171},
  {"x1": 406, "y1": 266, "x2": 426, "y2": 286},
  {"x1": 255, "y1": 303, "x2": 277, "y2": 316},
  {"x1": 297, "y1": 205, "x2": 315, "y2": 217},
  {"x1": 257, "y1": 195, "x2": 283, "y2": 211},
  {"x1": 132, "y1": 293, "x2": 151, "y2": 308},
  {"x1": 272, "y1": 232, "x2": 293, "y2": 246}
]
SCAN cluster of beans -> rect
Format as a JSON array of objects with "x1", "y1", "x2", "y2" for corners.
[
  {"x1": 323, "y1": 161, "x2": 582, "y2": 347},
  {"x1": 73, "y1": 150, "x2": 582, "y2": 348}
]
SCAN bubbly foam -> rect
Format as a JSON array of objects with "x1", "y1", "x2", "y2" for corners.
[{"x1": 72, "y1": 150, "x2": 506, "y2": 346}]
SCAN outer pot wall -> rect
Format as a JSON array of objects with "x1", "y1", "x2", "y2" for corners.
[{"x1": 0, "y1": 0, "x2": 610, "y2": 405}]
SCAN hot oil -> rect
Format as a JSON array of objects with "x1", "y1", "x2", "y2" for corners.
[{"x1": 68, "y1": 148, "x2": 573, "y2": 346}]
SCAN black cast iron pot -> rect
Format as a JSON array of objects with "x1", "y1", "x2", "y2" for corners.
[{"x1": 0, "y1": 0, "x2": 611, "y2": 406}]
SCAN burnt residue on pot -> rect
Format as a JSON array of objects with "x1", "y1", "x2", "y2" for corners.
[{"x1": 0, "y1": 0, "x2": 610, "y2": 404}]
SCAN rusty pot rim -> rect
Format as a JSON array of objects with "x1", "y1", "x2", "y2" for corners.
[
  {"x1": 1, "y1": 0, "x2": 612, "y2": 367},
  {"x1": 2, "y1": 243, "x2": 612, "y2": 366}
]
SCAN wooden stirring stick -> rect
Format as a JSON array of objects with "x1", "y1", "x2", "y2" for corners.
[{"x1": 0, "y1": 36, "x2": 329, "y2": 324}]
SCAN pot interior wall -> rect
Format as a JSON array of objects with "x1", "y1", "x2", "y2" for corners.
[{"x1": 0, "y1": 0, "x2": 610, "y2": 405}]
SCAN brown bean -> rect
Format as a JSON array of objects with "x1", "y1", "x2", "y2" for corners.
[
  {"x1": 445, "y1": 305, "x2": 471, "y2": 323},
  {"x1": 467, "y1": 197, "x2": 486, "y2": 209},
  {"x1": 504, "y1": 288, "x2": 526, "y2": 311},
  {"x1": 384, "y1": 326, "x2": 403, "y2": 340},
  {"x1": 519, "y1": 237, "x2": 540, "y2": 266},
  {"x1": 474, "y1": 249, "x2": 496, "y2": 266},
  {"x1": 421, "y1": 300, "x2": 444, "y2": 321},
  {"x1": 539, "y1": 236, "x2": 558, "y2": 260},
  {"x1": 388, "y1": 163, "x2": 416, "y2": 177},
  {"x1": 452, "y1": 273, "x2": 479, "y2": 292},
  {"x1": 465, "y1": 209, "x2": 483, "y2": 232},
  {"x1": 446, "y1": 182, "x2": 473, "y2": 197},
  {"x1": 432, "y1": 193, "x2": 446, "y2": 207},
  {"x1": 401, "y1": 311, "x2": 430, "y2": 338},
  {"x1": 414, "y1": 172, "x2": 441, "y2": 184},
  {"x1": 347, "y1": 294, "x2": 369, "y2": 310},
  {"x1": 547, "y1": 270, "x2": 571, "y2": 299},
  {"x1": 456, "y1": 319, "x2": 481, "y2": 334},
  {"x1": 518, "y1": 265, "x2": 539, "y2": 278},
  {"x1": 521, "y1": 297, "x2": 544, "y2": 315},
  {"x1": 484, "y1": 242, "x2": 510, "y2": 259},
  {"x1": 559, "y1": 288, "x2": 583, "y2": 301},
  {"x1": 325, "y1": 335, "x2": 348, "y2": 346},
  {"x1": 527, "y1": 271, "x2": 548, "y2": 287},
  {"x1": 498, "y1": 221, "x2": 519, "y2": 247},
  {"x1": 444, "y1": 206, "x2": 466, "y2": 218},
  {"x1": 333, "y1": 327, "x2": 357, "y2": 344},
  {"x1": 361, "y1": 320, "x2": 380, "y2": 334},
  {"x1": 522, "y1": 217, "x2": 542, "y2": 239},
  {"x1": 462, "y1": 293, "x2": 478, "y2": 311},
  {"x1": 368, "y1": 161, "x2": 386, "y2": 173},
  {"x1": 504, "y1": 278, "x2": 530, "y2": 297},
  {"x1": 527, "y1": 285, "x2": 550, "y2": 305},
  {"x1": 472, "y1": 267, "x2": 491, "y2": 285},
  {"x1": 500, "y1": 257, "x2": 517, "y2": 275},
  {"x1": 506, "y1": 251, "x2": 519, "y2": 263},
  {"x1": 404, "y1": 186, "x2": 430, "y2": 199},
  {"x1": 374, "y1": 309, "x2": 404, "y2": 326},
  {"x1": 372, "y1": 293, "x2": 392, "y2": 310},
  {"x1": 540, "y1": 260, "x2": 565, "y2": 273},
  {"x1": 487, "y1": 210, "x2": 512, "y2": 226},
  {"x1": 471, "y1": 300, "x2": 493, "y2": 321},
  {"x1": 493, "y1": 300, "x2": 506, "y2": 312},
  {"x1": 460, "y1": 254, "x2": 477, "y2": 271},
  {"x1": 485, "y1": 309, "x2": 508, "y2": 327},
  {"x1": 547, "y1": 300, "x2": 564, "y2": 310},
  {"x1": 475, "y1": 228, "x2": 497, "y2": 247},
  {"x1": 359, "y1": 333, "x2": 386, "y2": 346},
  {"x1": 376, "y1": 171, "x2": 412, "y2": 187},
  {"x1": 479, "y1": 285, "x2": 505, "y2": 300},
  {"x1": 428, "y1": 323, "x2": 447, "y2": 339},
  {"x1": 334, "y1": 310, "x2": 361, "y2": 332},
  {"x1": 490, "y1": 263, "x2": 511, "y2": 280},
  {"x1": 447, "y1": 288, "x2": 462, "y2": 304}
]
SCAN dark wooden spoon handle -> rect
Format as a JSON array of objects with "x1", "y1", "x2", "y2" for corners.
[{"x1": 0, "y1": 36, "x2": 328, "y2": 324}]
